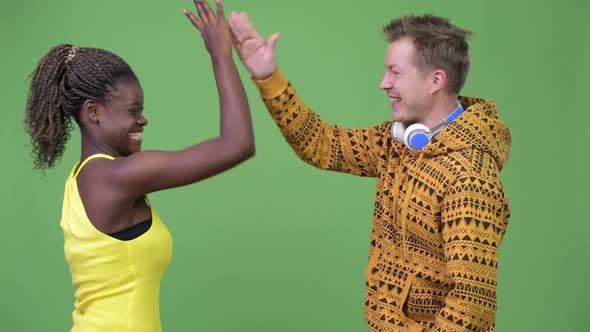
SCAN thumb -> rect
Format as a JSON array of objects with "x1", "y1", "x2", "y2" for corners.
[{"x1": 267, "y1": 32, "x2": 281, "y2": 50}]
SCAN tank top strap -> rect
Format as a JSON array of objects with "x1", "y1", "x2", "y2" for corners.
[{"x1": 73, "y1": 154, "x2": 115, "y2": 179}]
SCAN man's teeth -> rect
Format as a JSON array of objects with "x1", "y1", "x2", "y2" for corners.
[
  {"x1": 390, "y1": 97, "x2": 401, "y2": 102},
  {"x1": 129, "y1": 132, "x2": 143, "y2": 140}
]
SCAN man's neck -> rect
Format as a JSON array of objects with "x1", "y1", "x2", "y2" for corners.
[{"x1": 422, "y1": 94, "x2": 460, "y2": 128}]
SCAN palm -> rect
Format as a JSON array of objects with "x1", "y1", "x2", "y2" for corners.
[
  {"x1": 229, "y1": 13, "x2": 279, "y2": 80},
  {"x1": 239, "y1": 38, "x2": 266, "y2": 61},
  {"x1": 239, "y1": 38, "x2": 275, "y2": 72}
]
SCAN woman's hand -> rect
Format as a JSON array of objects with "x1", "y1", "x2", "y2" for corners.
[{"x1": 183, "y1": 0, "x2": 232, "y2": 59}]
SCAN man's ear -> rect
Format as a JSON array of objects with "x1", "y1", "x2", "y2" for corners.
[
  {"x1": 82, "y1": 99, "x2": 100, "y2": 124},
  {"x1": 430, "y1": 69, "x2": 447, "y2": 94}
]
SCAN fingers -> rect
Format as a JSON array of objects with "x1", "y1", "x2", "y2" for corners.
[
  {"x1": 215, "y1": 0, "x2": 224, "y2": 18},
  {"x1": 229, "y1": 12, "x2": 261, "y2": 44},
  {"x1": 230, "y1": 13, "x2": 250, "y2": 43},
  {"x1": 228, "y1": 13, "x2": 242, "y2": 41},
  {"x1": 194, "y1": 0, "x2": 209, "y2": 24},
  {"x1": 199, "y1": 0, "x2": 217, "y2": 23},
  {"x1": 230, "y1": 27, "x2": 240, "y2": 50},
  {"x1": 268, "y1": 32, "x2": 281, "y2": 50},
  {"x1": 185, "y1": 0, "x2": 221, "y2": 30},
  {"x1": 228, "y1": 12, "x2": 242, "y2": 42},
  {"x1": 182, "y1": 8, "x2": 204, "y2": 30}
]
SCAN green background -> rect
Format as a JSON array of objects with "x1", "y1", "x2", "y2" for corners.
[{"x1": 1, "y1": 0, "x2": 588, "y2": 331}]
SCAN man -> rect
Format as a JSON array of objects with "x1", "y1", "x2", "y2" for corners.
[{"x1": 229, "y1": 12, "x2": 511, "y2": 332}]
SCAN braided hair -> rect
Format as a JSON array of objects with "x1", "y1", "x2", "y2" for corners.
[{"x1": 25, "y1": 44, "x2": 137, "y2": 170}]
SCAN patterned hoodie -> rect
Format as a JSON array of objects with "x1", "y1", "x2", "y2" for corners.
[{"x1": 255, "y1": 69, "x2": 511, "y2": 332}]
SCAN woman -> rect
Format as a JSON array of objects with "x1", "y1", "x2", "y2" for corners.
[{"x1": 24, "y1": 0, "x2": 251, "y2": 330}]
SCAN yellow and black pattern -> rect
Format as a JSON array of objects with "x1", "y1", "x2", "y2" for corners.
[
  {"x1": 255, "y1": 70, "x2": 511, "y2": 332},
  {"x1": 261, "y1": 83, "x2": 386, "y2": 177}
]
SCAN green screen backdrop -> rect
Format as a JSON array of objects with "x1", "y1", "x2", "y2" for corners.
[{"x1": 1, "y1": 0, "x2": 587, "y2": 331}]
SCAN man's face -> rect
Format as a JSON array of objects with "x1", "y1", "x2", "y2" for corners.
[{"x1": 380, "y1": 38, "x2": 433, "y2": 126}]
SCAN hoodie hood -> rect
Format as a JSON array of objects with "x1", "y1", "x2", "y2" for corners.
[{"x1": 419, "y1": 96, "x2": 511, "y2": 170}]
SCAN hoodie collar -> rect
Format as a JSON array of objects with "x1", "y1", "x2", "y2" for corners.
[{"x1": 417, "y1": 96, "x2": 511, "y2": 171}]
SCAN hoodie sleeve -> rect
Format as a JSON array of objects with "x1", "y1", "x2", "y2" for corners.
[
  {"x1": 254, "y1": 69, "x2": 386, "y2": 177},
  {"x1": 430, "y1": 172, "x2": 510, "y2": 332}
]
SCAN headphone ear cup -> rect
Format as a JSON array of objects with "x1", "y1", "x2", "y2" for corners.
[
  {"x1": 391, "y1": 122, "x2": 406, "y2": 143},
  {"x1": 404, "y1": 123, "x2": 430, "y2": 150}
]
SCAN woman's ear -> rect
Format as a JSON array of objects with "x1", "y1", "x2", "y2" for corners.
[{"x1": 82, "y1": 100, "x2": 100, "y2": 123}]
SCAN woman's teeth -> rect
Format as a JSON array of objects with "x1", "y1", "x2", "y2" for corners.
[{"x1": 129, "y1": 132, "x2": 143, "y2": 141}]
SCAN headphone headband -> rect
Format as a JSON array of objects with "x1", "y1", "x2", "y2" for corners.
[{"x1": 391, "y1": 101, "x2": 464, "y2": 150}]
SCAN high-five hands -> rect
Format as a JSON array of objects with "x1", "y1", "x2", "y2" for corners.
[
  {"x1": 228, "y1": 13, "x2": 281, "y2": 80},
  {"x1": 183, "y1": 0, "x2": 232, "y2": 59}
]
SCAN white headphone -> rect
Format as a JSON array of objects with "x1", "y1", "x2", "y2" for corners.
[{"x1": 391, "y1": 102, "x2": 464, "y2": 150}]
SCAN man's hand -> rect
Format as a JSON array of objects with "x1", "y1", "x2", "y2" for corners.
[{"x1": 229, "y1": 12, "x2": 280, "y2": 80}]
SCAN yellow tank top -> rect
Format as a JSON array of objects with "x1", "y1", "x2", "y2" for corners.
[{"x1": 60, "y1": 154, "x2": 173, "y2": 332}]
